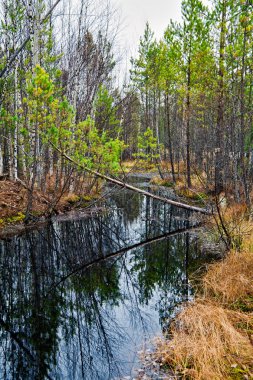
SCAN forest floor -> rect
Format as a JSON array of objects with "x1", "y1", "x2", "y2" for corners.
[
  {"x1": 0, "y1": 179, "x2": 48, "y2": 220},
  {"x1": 137, "y1": 205, "x2": 253, "y2": 380},
  {"x1": 0, "y1": 160, "x2": 151, "y2": 227}
]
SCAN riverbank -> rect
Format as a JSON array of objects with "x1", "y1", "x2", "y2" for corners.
[
  {"x1": 138, "y1": 206, "x2": 253, "y2": 380},
  {"x1": 0, "y1": 178, "x2": 101, "y2": 232},
  {"x1": 0, "y1": 164, "x2": 156, "y2": 229},
  {"x1": 150, "y1": 173, "x2": 210, "y2": 206}
]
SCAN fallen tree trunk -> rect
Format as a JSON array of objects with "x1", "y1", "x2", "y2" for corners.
[
  {"x1": 54, "y1": 147, "x2": 211, "y2": 215},
  {"x1": 97, "y1": 173, "x2": 211, "y2": 214}
]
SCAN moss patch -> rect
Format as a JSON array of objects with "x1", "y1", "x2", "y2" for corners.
[{"x1": 0, "y1": 210, "x2": 27, "y2": 228}]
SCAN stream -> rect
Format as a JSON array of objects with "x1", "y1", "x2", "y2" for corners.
[{"x1": 0, "y1": 178, "x2": 211, "y2": 380}]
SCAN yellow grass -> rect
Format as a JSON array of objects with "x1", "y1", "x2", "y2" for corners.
[
  {"x1": 150, "y1": 175, "x2": 174, "y2": 187},
  {"x1": 154, "y1": 302, "x2": 253, "y2": 380},
  {"x1": 62, "y1": 194, "x2": 80, "y2": 204},
  {"x1": 121, "y1": 160, "x2": 137, "y2": 170},
  {"x1": 121, "y1": 159, "x2": 156, "y2": 172},
  {"x1": 209, "y1": 202, "x2": 253, "y2": 250},
  {"x1": 203, "y1": 251, "x2": 253, "y2": 308},
  {"x1": 147, "y1": 206, "x2": 253, "y2": 379},
  {"x1": 160, "y1": 159, "x2": 186, "y2": 174}
]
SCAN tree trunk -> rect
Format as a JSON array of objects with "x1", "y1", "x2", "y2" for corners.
[
  {"x1": 186, "y1": 57, "x2": 191, "y2": 188},
  {"x1": 240, "y1": 25, "x2": 250, "y2": 208},
  {"x1": 215, "y1": 0, "x2": 226, "y2": 195},
  {"x1": 165, "y1": 93, "x2": 176, "y2": 183}
]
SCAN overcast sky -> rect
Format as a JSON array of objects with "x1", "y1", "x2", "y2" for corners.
[
  {"x1": 114, "y1": 0, "x2": 182, "y2": 55},
  {"x1": 112, "y1": 0, "x2": 210, "y2": 82},
  {"x1": 114, "y1": 0, "x2": 209, "y2": 54},
  {"x1": 112, "y1": 0, "x2": 183, "y2": 81}
]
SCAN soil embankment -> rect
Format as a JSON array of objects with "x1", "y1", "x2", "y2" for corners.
[
  {"x1": 0, "y1": 180, "x2": 47, "y2": 220},
  {"x1": 0, "y1": 178, "x2": 99, "y2": 236}
]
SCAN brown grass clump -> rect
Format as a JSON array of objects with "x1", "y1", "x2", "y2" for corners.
[
  {"x1": 121, "y1": 160, "x2": 138, "y2": 170},
  {"x1": 154, "y1": 302, "x2": 253, "y2": 380},
  {"x1": 147, "y1": 213, "x2": 253, "y2": 380},
  {"x1": 122, "y1": 159, "x2": 156, "y2": 172},
  {"x1": 0, "y1": 177, "x2": 101, "y2": 229},
  {"x1": 62, "y1": 194, "x2": 80, "y2": 204},
  {"x1": 160, "y1": 159, "x2": 181, "y2": 173},
  {"x1": 203, "y1": 251, "x2": 253, "y2": 308},
  {"x1": 221, "y1": 203, "x2": 247, "y2": 220}
]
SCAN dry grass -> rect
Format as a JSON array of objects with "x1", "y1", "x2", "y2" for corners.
[
  {"x1": 203, "y1": 251, "x2": 253, "y2": 309},
  {"x1": 150, "y1": 172, "x2": 207, "y2": 197},
  {"x1": 148, "y1": 207, "x2": 253, "y2": 379},
  {"x1": 154, "y1": 302, "x2": 253, "y2": 380},
  {"x1": 121, "y1": 160, "x2": 138, "y2": 170},
  {"x1": 0, "y1": 179, "x2": 47, "y2": 219},
  {"x1": 62, "y1": 194, "x2": 80, "y2": 204},
  {"x1": 0, "y1": 176, "x2": 100, "y2": 228},
  {"x1": 160, "y1": 160, "x2": 186, "y2": 174},
  {"x1": 121, "y1": 159, "x2": 156, "y2": 172}
]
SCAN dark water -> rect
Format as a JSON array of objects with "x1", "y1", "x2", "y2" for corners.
[{"x1": 0, "y1": 183, "x2": 207, "y2": 380}]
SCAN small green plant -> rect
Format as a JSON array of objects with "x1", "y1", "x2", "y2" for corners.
[
  {"x1": 81, "y1": 195, "x2": 93, "y2": 202},
  {"x1": 176, "y1": 187, "x2": 208, "y2": 204},
  {"x1": 230, "y1": 365, "x2": 252, "y2": 380},
  {"x1": 6, "y1": 212, "x2": 25, "y2": 224},
  {"x1": 232, "y1": 297, "x2": 253, "y2": 313}
]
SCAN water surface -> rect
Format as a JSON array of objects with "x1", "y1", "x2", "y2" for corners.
[{"x1": 0, "y1": 183, "x2": 207, "y2": 379}]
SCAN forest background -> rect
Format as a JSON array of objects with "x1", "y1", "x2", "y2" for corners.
[{"x1": 0, "y1": 0, "x2": 252, "y2": 220}]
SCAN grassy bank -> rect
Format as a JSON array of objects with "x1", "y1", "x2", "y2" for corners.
[{"x1": 146, "y1": 207, "x2": 253, "y2": 380}]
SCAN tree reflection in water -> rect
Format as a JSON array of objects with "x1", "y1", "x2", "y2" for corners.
[{"x1": 0, "y1": 187, "x2": 207, "y2": 379}]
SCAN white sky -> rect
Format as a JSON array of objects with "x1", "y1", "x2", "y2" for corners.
[
  {"x1": 114, "y1": 0, "x2": 182, "y2": 56},
  {"x1": 112, "y1": 0, "x2": 183, "y2": 83},
  {"x1": 114, "y1": 0, "x2": 210, "y2": 54},
  {"x1": 112, "y1": 0, "x2": 210, "y2": 83}
]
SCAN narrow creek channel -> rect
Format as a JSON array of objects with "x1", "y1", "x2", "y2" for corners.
[{"x1": 0, "y1": 178, "x2": 211, "y2": 379}]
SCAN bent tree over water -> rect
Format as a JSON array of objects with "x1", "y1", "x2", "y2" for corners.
[{"x1": 0, "y1": 184, "x2": 212, "y2": 380}]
